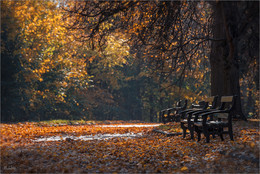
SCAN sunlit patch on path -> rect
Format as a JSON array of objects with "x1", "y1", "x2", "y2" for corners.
[
  {"x1": 33, "y1": 133, "x2": 143, "y2": 142},
  {"x1": 32, "y1": 124, "x2": 160, "y2": 142},
  {"x1": 95, "y1": 124, "x2": 161, "y2": 128}
]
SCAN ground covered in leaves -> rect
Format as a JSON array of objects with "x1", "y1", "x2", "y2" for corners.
[{"x1": 1, "y1": 120, "x2": 259, "y2": 173}]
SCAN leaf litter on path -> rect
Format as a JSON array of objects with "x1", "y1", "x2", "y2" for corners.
[{"x1": 1, "y1": 121, "x2": 259, "y2": 173}]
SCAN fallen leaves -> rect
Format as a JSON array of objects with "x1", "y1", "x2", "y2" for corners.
[
  {"x1": 0, "y1": 120, "x2": 259, "y2": 173},
  {"x1": 181, "y1": 166, "x2": 188, "y2": 171}
]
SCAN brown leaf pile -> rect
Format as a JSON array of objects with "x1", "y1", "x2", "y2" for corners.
[{"x1": 0, "y1": 121, "x2": 259, "y2": 173}]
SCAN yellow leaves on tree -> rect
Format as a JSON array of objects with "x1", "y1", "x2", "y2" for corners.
[
  {"x1": 6, "y1": 0, "x2": 91, "y2": 105},
  {"x1": 102, "y1": 34, "x2": 130, "y2": 67}
]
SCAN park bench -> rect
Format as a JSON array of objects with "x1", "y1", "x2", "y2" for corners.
[
  {"x1": 160, "y1": 100, "x2": 187, "y2": 124},
  {"x1": 180, "y1": 96, "x2": 218, "y2": 140},
  {"x1": 160, "y1": 100, "x2": 182, "y2": 124},
  {"x1": 193, "y1": 95, "x2": 237, "y2": 143}
]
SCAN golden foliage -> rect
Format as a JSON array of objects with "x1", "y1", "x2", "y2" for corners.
[{"x1": 3, "y1": 0, "x2": 91, "y2": 106}]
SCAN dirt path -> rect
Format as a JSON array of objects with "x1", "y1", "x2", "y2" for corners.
[{"x1": 1, "y1": 121, "x2": 259, "y2": 173}]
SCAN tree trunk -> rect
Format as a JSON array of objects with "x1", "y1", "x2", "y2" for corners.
[
  {"x1": 149, "y1": 108, "x2": 154, "y2": 122},
  {"x1": 210, "y1": 2, "x2": 247, "y2": 120}
]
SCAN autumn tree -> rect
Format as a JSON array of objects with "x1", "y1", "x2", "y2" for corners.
[
  {"x1": 65, "y1": 0, "x2": 258, "y2": 120},
  {"x1": 64, "y1": 1, "x2": 214, "y2": 116},
  {"x1": 83, "y1": 34, "x2": 132, "y2": 120},
  {"x1": 1, "y1": 0, "x2": 93, "y2": 121},
  {"x1": 3, "y1": 0, "x2": 257, "y2": 122},
  {"x1": 210, "y1": 1, "x2": 259, "y2": 119},
  {"x1": 1, "y1": 1, "x2": 27, "y2": 121}
]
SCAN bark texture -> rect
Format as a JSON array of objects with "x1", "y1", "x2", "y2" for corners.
[{"x1": 210, "y1": 2, "x2": 247, "y2": 120}]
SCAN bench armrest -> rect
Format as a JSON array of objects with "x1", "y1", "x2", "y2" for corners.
[
  {"x1": 192, "y1": 104, "x2": 202, "y2": 109},
  {"x1": 200, "y1": 109, "x2": 229, "y2": 117},
  {"x1": 193, "y1": 109, "x2": 218, "y2": 116},
  {"x1": 192, "y1": 109, "x2": 217, "y2": 121},
  {"x1": 193, "y1": 109, "x2": 229, "y2": 122},
  {"x1": 178, "y1": 109, "x2": 193, "y2": 115},
  {"x1": 160, "y1": 107, "x2": 180, "y2": 112},
  {"x1": 198, "y1": 110, "x2": 229, "y2": 124},
  {"x1": 166, "y1": 107, "x2": 183, "y2": 112}
]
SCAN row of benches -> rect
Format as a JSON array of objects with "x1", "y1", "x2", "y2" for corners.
[{"x1": 160, "y1": 95, "x2": 237, "y2": 143}]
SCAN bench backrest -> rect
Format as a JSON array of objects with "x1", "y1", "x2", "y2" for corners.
[
  {"x1": 176, "y1": 100, "x2": 182, "y2": 107},
  {"x1": 192, "y1": 100, "x2": 207, "y2": 109},
  {"x1": 204, "y1": 96, "x2": 215, "y2": 103},
  {"x1": 205, "y1": 96, "x2": 218, "y2": 109},
  {"x1": 191, "y1": 96, "x2": 218, "y2": 110},
  {"x1": 219, "y1": 95, "x2": 237, "y2": 111},
  {"x1": 182, "y1": 100, "x2": 188, "y2": 109}
]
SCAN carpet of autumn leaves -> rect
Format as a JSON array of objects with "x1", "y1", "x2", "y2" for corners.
[{"x1": 0, "y1": 120, "x2": 259, "y2": 173}]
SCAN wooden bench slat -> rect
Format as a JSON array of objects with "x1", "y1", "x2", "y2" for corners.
[
  {"x1": 221, "y1": 96, "x2": 233, "y2": 102},
  {"x1": 204, "y1": 96, "x2": 215, "y2": 102},
  {"x1": 217, "y1": 113, "x2": 229, "y2": 119}
]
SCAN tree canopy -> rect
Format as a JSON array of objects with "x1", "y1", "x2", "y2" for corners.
[{"x1": 1, "y1": 0, "x2": 259, "y2": 122}]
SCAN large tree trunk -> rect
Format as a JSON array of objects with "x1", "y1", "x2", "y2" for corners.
[{"x1": 210, "y1": 2, "x2": 247, "y2": 120}]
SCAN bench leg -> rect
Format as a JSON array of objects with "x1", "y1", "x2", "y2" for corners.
[
  {"x1": 181, "y1": 124, "x2": 187, "y2": 138},
  {"x1": 203, "y1": 128, "x2": 210, "y2": 143},
  {"x1": 220, "y1": 133, "x2": 224, "y2": 141},
  {"x1": 206, "y1": 135, "x2": 210, "y2": 143},
  {"x1": 198, "y1": 132, "x2": 201, "y2": 142},
  {"x1": 167, "y1": 111, "x2": 172, "y2": 122},
  {"x1": 172, "y1": 114, "x2": 176, "y2": 122},
  {"x1": 190, "y1": 126, "x2": 194, "y2": 140},
  {"x1": 195, "y1": 126, "x2": 201, "y2": 142},
  {"x1": 162, "y1": 117, "x2": 165, "y2": 124},
  {"x1": 183, "y1": 129, "x2": 186, "y2": 138},
  {"x1": 228, "y1": 125, "x2": 234, "y2": 141},
  {"x1": 162, "y1": 113, "x2": 167, "y2": 124},
  {"x1": 176, "y1": 115, "x2": 179, "y2": 122},
  {"x1": 219, "y1": 126, "x2": 224, "y2": 141},
  {"x1": 170, "y1": 115, "x2": 175, "y2": 122},
  {"x1": 212, "y1": 133, "x2": 216, "y2": 139}
]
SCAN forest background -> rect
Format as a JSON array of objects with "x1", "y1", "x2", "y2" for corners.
[{"x1": 1, "y1": 0, "x2": 259, "y2": 122}]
